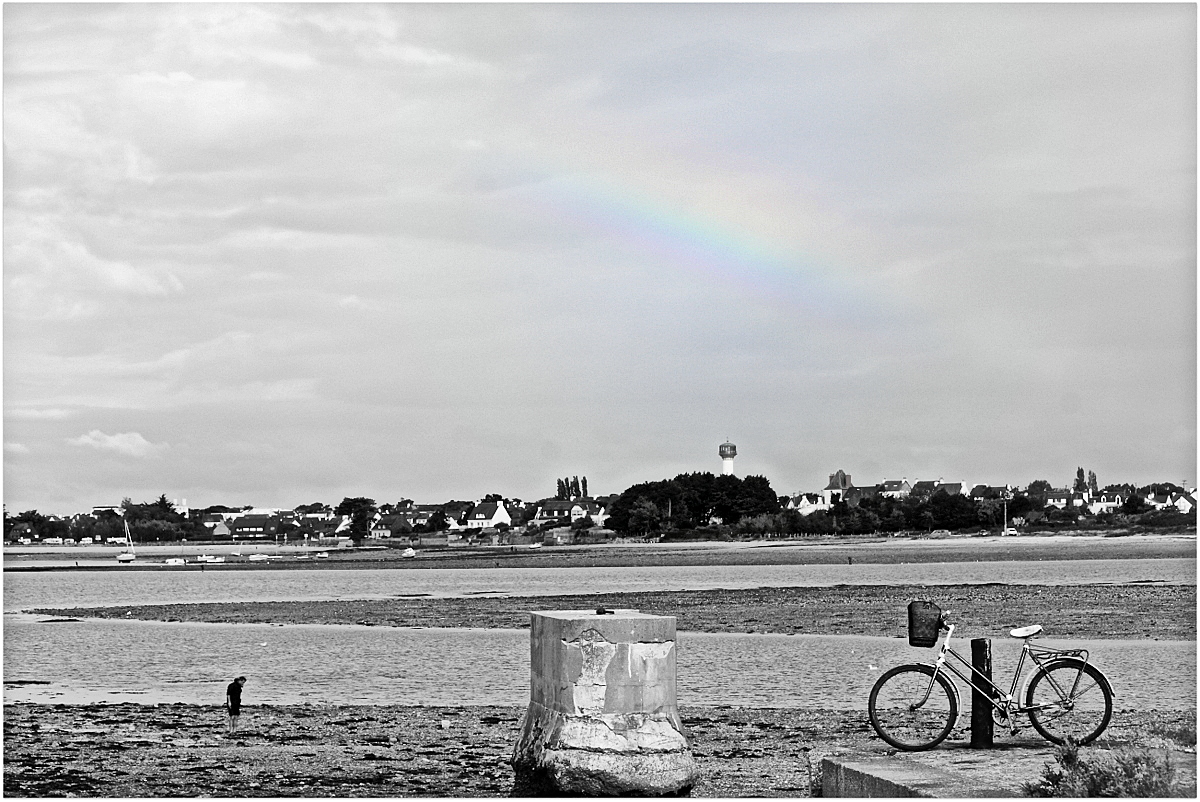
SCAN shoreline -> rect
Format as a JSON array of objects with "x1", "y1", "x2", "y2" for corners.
[
  {"x1": 5, "y1": 530, "x2": 1195, "y2": 572},
  {"x1": 3, "y1": 702, "x2": 1194, "y2": 798},
  {"x1": 26, "y1": 582, "x2": 1198, "y2": 640}
]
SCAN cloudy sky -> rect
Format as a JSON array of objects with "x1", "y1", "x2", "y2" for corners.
[{"x1": 4, "y1": 3, "x2": 1195, "y2": 515}]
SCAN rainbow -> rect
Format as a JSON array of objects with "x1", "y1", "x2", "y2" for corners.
[{"x1": 526, "y1": 168, "x2": 900, "y2": 327}]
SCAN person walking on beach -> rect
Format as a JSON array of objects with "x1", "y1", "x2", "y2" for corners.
[{"x1": 225, "y1": 676, "x2": 247, "y2": 735}]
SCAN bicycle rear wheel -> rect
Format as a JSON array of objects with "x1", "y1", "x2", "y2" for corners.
[
  {"x1": 869, "y1": 664, "x2": 958, "y2": 751},
  {"x1": 1025, "y1": 659, "x2": 1113, "y2": 745}
]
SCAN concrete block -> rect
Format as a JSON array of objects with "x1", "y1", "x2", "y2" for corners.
[
  {"x1": 511, "y1": 610, "x2": 698, "y2": 796},
  {"x1": 821, "y1": 755, "x2": 1015, "y2": 797}
]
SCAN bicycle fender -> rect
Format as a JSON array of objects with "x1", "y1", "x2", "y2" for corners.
[{"x1": 892, "y1": 662, "x2": 963, "y2": 713}]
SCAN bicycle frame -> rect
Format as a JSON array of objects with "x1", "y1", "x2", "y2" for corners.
[{"x1": 925, "y1": 624, "x2": 1091, "y2": 731}]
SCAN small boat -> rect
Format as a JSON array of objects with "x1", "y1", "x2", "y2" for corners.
[
  {"x1": 400, "y1": 547, "x2": 416, "y2": 559},
  {"x1": 247, "y1": 554, "x2": 269, "y2": 562},
  {"x1": 315, "y1": 551, "x2": 329, "y2": 559},
  {"x1": 116, "y1": 521, "x2": 136, "y2": 563},
  {"x1": 163, "y1": 557, "x2": 185, "y2": 566}
]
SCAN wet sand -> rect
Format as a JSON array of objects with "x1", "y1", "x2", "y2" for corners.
[
  {"x1": 29, "y1": 583, "x2": 1197, "y2": 640},
  {"x1": 3, "y1": 703, "x2": 1194, "y2": 798}
]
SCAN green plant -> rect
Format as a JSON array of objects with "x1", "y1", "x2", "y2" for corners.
[{"x1": 1023, "y1": 739, "x2": 1182, "y2": 797}]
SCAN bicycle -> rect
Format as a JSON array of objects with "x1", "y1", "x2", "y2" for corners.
[{"x1": 867, "y1": 603, "x2": 1114, "y2": 751}]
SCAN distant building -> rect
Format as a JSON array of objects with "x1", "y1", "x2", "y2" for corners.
[
  {"x1": 466, "y1": 501, "x2": 512, "y2": 529},
  {"x1": 531, "y1": 498, "x2": 609, "y2": 527},
  {"x1": 822, "y1": 470, "x2": 854, "y2": 506},
  {"x1": 229, "y1": 514, "x2": 280, "y2": 538},
  {"x1": 719, "y1": 441, "x2": 737, "y2": 476}
]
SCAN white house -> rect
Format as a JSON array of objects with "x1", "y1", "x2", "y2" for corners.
[
  {"x1": 880, "y1": 479, "x2": 912, "y2": 499},
  {"x1": 1088, "y1": 491, "x2": 1128, "y2": 515},
  {"x1": 789, "y1": 493, "x2": 828, "y2": 516},
  {"x1": 532, "y1": 499, "x2": 608, "y2": 527},
  {"x1": 466, "y1": 501, "x2": 512, "y2": 529}
]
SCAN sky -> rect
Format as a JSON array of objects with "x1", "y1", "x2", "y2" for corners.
[{"x1": 3, "y1": 3, "x2": 1196, "y2": 516}]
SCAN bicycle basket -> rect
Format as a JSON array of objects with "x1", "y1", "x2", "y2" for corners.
[{"x1": 907, "y1": 600, "x2": 942, "y2": 648}]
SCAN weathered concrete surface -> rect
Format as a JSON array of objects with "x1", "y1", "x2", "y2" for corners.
[
  {"x1": 822, "y1": 755, "x2": 1015, "y2": 797},
  {"x1": 511, "y1": 610, "x2": 698, "y2": 796},
  {"x1": 822, "y1": 745, "x2": 1197, "y2": 798}
]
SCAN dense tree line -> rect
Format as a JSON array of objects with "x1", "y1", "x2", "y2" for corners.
[{"x1": 605, "y1": 472, "x2": 780, "y2": 534}]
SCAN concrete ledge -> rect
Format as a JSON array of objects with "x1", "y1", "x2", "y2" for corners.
[{"x1": 821, "y1": 755, "x2": 1015, "y2": 798}]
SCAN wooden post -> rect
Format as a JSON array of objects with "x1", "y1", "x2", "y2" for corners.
[{"x1": 970, "y1": 637, "x2": 994, "y2": 748}]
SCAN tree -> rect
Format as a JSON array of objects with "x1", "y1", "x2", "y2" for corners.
[
  {"x1": 1087, "y1": 471, "x2": 1099, "y2": 495},
  {"x1": 1073, "y1": 468, "x2": 1087, "y2": 493},
  {"x1": 977, "y1": 498, "x2": 1003, "y2": 527},
  {"x1": 334, "y1": 497, "x2": 377, "y2": 546},
  {"x1": 1027, "y1": 480, "x2": 1053, "y2": 496},
  {"x1": 571, "y1": 476, "x2": 581, "y2": 499},
  {"x1": 295, "y1": 502, "x2": 330, "y2": 515},
  {"x1": 627, "y1": 498, "x2": 663, "y2": 535},
  {"x1": 581, "y1": 477, "x2": 588, "y2": 498},
  {"x1": 556, "y1": 479, "x2": 566, "y2": 500},
  {"x1": 1120, "y1": 494, "x2": 1148, "y2": 515}
]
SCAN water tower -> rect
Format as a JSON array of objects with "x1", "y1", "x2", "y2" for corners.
[{"x1": 719, "y1": 440, "x2": 737, "y2": 475}]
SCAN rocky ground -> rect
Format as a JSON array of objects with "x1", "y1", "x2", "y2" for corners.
[
  {"x1": 28, "y1": 583, "x2": 1197, "y2": 640},
  {"x1": 3, "y1": 703, "x2": 1194, "y2": 798}
]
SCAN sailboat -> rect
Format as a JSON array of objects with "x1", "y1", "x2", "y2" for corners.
[{"x1": 116, "y1": 521, "x2": 136, "y2": 563}]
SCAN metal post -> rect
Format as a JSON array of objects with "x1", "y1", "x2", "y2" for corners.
[{"x1": 970, "y1": 638, "x2": 994, "y2": 748}]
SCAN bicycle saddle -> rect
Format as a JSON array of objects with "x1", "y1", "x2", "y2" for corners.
[{"x1": 1009, "y1": 624, "x2": 1043, "y2": 639}]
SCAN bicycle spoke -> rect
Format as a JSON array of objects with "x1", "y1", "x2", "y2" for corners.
[
  {"x1": 869, "y1": 665, "x2": 957, "y2": 751},
  {"x1": 1025, "y1": 660, "x2": 1112, "y2": 745}
]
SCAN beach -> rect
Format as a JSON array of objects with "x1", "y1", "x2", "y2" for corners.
[
  {"x1": 3, "y1": 703, "x2": 1194, "y2": 798},
  {"x1": 6, "y1": 534, "x2": 1196, "y2": 797}
]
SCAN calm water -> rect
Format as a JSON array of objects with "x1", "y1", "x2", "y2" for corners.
[
  {"x1": 5, "y1": 560, "x2": 1194, "y2": 711},
  {"x1": 3, "y1": 615, "x2": 1193, "y2": 710},
  {"x1": 4, "y1": 558, "x2": 1195, "y2": 611}
]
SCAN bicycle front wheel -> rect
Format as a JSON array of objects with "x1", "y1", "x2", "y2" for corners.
[
  {"x1": 1025, "y1": 659, "x2": 1113, "y2": 745},
  {"x1": 869, "y1": 664, "x2": 958, "y2": 751}
]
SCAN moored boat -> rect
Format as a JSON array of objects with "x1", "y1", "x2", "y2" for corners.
[{"x1": 116, "y1": 521, "x2": 136, "y2": 563}]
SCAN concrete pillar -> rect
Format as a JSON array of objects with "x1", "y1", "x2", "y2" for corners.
[{"x1": 510, "y1": 609, "x2": 698, "y2": 796}]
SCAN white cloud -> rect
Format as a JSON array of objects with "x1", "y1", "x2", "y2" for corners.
[
  {"x1": 66, "y1": 430, "x2": 167, "y2": 458},
  {"x1": 5, "y1": 443, "x2": 31, "y2": 455}
]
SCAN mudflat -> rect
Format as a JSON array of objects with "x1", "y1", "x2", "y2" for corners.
[
  {"x1": 3, "y1": 703, "x2": 1194, "y2": 798},
  {"x1": 30, "y1": 583, "x2": 1197, "y2": 640}
]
